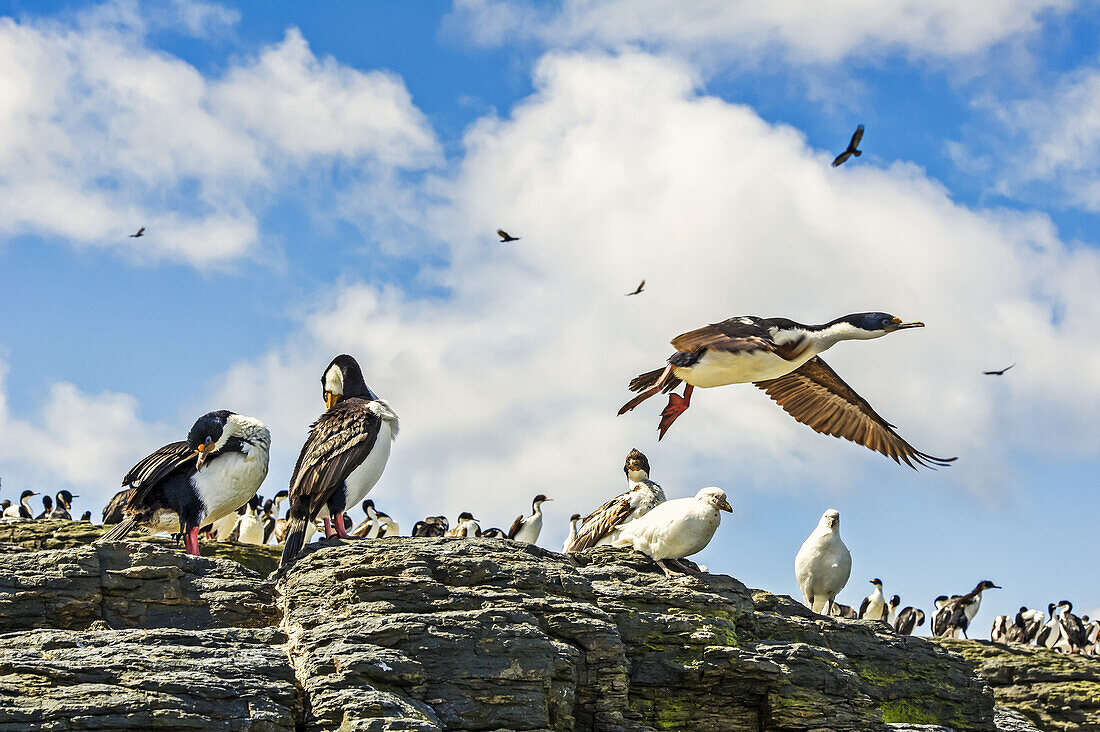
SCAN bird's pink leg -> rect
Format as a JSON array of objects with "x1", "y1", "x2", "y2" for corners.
[
  {"x1": 334, "y1": 512, "x2": 352, "y2": 539},
  {"x1": 322, "y1": 517, "x2": 335, "y2": 538},
  {"x1": 618, "y1": 364, "x2": 675, "y2": 415},
  {"x1": 657, "y1": 384, "x2": 693, "y2": 440},
  {"x1": 184, "y1": 527, "x2": 201, "y2": 556}
]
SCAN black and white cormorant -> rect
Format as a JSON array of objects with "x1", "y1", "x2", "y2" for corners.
[
  {"x1": 481, "y1": 527, "x2": 508, "y2": 538},
  {"x1": 885, "y1": 595, "x2": 901, "y2": 625},
  {"x1": 894, "y1": 607, "x2": 925, "y2": 635},
  {"x1": 35, "y1": 494, "x2": 53, "y2": 519},
  {"x1": 563, "y1": 513, "x2": 582, "y2": 552},
  {"x1": 829, "y1": 603, "x2": 859, "y2": 620},
  {"x1": 102, "y1": 489, "x2": 129, "y2": 525},
  {"x1": 412, "y1": 515, "x2": 449, "y2": 537},
  {"x1": 619, "y1": 313, "x2": 955, "y2": 467},
  {"x1": 99, "y1": 410, "x2": 271, "y2": 555},
  {"x1": 48, "y1": 490, "x2": 77, "y2": 520},
  {"x1": 565, "y1": 449, "x2": 666, "y2": 551},
  {"x1": 444, "y1": 512, "x2": 481, "y2": 537},
  {"x1": 280, "y1": 355, "x2": 399, "y2": 566},
  {"x1": 1058, "y1": 601, "x2": 1088, "y2": 652},
  {"x1": 79, "y1": 510, "x2": 92, "y2": 522},
  {"x1": 3, "y1": 490, "x2": 38, "y2": 519},
  {"x1": 991, "y1": 615, "x2": 1009, "y2": 643},
  {"x1": 859, "y1": 579, "x2": 886, "y2": 620},
  {"x1": 933, "y1": 581, "x2": 1000, "y2": 639},
  {"x1": 508, "y1": 494, "x2": 551, "y2": 544}
]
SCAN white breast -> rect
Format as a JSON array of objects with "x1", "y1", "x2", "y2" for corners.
[
  {"x1": 674, "y1": 348, "x2": 812, "y2": 388},
  {"x1": 613, "y1": 499, "x2": 721, "y2": 560},
  {"x1": 794, "y1": 530, "x2": 852, "y2": 609},
  {"x1": 236, "y1": 513, "x2": 265, "y2": 545},
  {"x1": 513, "y1": 514, "x2": 542, "y2": 544},
  {"x1": 191, "y1": 449, "x2": 270, "y2": 527},
  {"x1": 315, "y1": 419, "x2": 393, "y2": 520}
]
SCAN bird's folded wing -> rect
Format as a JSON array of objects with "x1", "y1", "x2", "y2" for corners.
[
  {"x1": 121, "y1": 441, "x2": 194, "y2": 505},
  {"x1": 753, "y1": 356, "x2": 956, "y2": 469},
  {"x1": 507, "y1": 514, "x2": 525, "y2": 539},
  {"x1": 290, "y1": 406, "x2": 382, "y2": 518},
  {"x1": 671, "y1": 318, "x2": 775, "y2": 354},
  {"x1": 570, "y1": 496, "x2": 634, "y2": 551}
]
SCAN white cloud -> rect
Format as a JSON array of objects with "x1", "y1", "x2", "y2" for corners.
[
  {"x1": 0, "y1": 8, "x2": 439, "y2": 268},
  {"x1": 0, "y1": 358, "x2": 175, "y2": 510},
  {"x1": 209, "y1": 51, "x2": 1100, "y2": 546},
  {"x1": 446, "y1": 0, "x2": 1072, "y2": 64}
]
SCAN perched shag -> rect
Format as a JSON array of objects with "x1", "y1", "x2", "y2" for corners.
[
  {"x1": 79, "y1": 511, "x2": 92, "y2": 522},
  {"x1": 612, "y1": 487, "x2": 732, "y2": 577},
  {"x1": 930, "y1": 595, "x2": 952, "y2": 637},
  {"x1": 102, "y1": 489, "x2": 129, "y2": 525},
  {"x1": 1058, "y1": 601, "x2": 1088, "y2": 652},
  {"x1": 481, "y1": 527, "x2": 508, "y2": 538},
  {"x1": 831, "y1": 125, "x2": 864, "y2": 167},
  {"x1": 794, "y1": 509, "x2": 851, "y2": 615},
  {"x1": 885, "y1": 595, "x2": 901, "y2": 626},
  {"x1": 262, "y1": 490, "x2": 288, "y2": 544},
  {"x1": 35, "y1": 495, "x2": 53, "y2": 519},
  {"x1": 624, "y1": 448, "x2": 650, "y2": 483},
  {"x1": 3, "y1": 490, "x2": 38, "y2": 519},
  {"x1": 234, "y1": 496, "x2": 265, "y2": 545},
  {"x1": 566, "y1": 449, "x2": 664, "y2": 551},
  {"x1": 619, "y1": 313, "x2": 954, "y2": 468},
  {"x1": 563, "y1": 513, "x2": 582, "y2": 552},
  {"x1": 48, "y1": 490, "x2": 77, "y2": 520},
  {"x1": 991, "y1": 615, "x2": 1009, "y2": 643},
  {"x1": 99, "y1": 411, "x2": 270, "y2": 555},
  {"x1": 894, "y1": 607, "x2": 925, "y2": 636},
  {"x1": 830, "y1": 603, "x2": 858, "y2": 620},
  {"x1": 280, "y1": 355, "x2": 398, "y2": 566},
  {"x1": 508, "y1": 494, "x2": 551, "y2": 544},
  {"x1": 1037, "y1": 603, "x2": 1063, "y2": 649},
  {"x1": 412, "y1": 516, "x2": 449, "y2": 537},
  {"x1": 859, "y1": 579, "x2": 886, "y2": 621},
  {"x1": 934, "y1": 581, "x2": 1000, "y2": 639},
  {"x1": 444, "y1": 512, "x2": 481, "y2": 537}
]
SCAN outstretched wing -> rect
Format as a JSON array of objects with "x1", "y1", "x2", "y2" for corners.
[
  {"x1": 670, "y1": 317, "x2": 777, "y2": 353},
  {"x1": 832, "y1": 150, "x2": 852, "y2": 167},
  {"x1": 754, "y1": 357, "x2": 956, "y2": 469},
  {"x1": 849, "y1": 124, "x2": 864, "y2": 150},
  {"x1": 289, "y1": 399, "x2": 382, "y2": 519},
  {"x1": 121, "y1": 441, "x2": 195, "y2": 507}
]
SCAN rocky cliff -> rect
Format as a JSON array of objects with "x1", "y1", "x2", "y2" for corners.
[{"x1": 0, "y1": 520, "x2": 1092, "y2": 731}]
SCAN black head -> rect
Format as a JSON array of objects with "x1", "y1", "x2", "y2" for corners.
[
  {"x1": 1, "y1": 500, "x2": 10, "y2": 510},
  {"x1": 1058, "y1": 600, "x2": 1073, "y2": 613},
  {"x1": 19, "y1": 489, "x2": 37, "y2": 500},
  {"x1": 41, "y1": 495, "x2": 53, "y2": 509},
  {"x1": 322, "y1": 354, "x2": 373, "y2": 408},
  {"x1": 274, "y1": 489, "x2": 289, "y2": 500},
  {"x1": 570, "y1": 513, "x2": 582, "y2": 522},
  {"x1": 80, "y1": 511, "x2": 91, "y2": 521},
  {"x1": 977, "y1": 580, "x2": 1000, "y2": 592},
  {"x1": 457, "y1": 511, "x2": 477, "y2": 522},
  {"x1": 1048, "y1": 603, "x2": 1057, "y2": 615},
  {"x1": 624, "y1": 448, "x2": 650, "y2": 478},
  {"x1": 56, "y1": 490, "x2": 75, "y2": 507},
  {"x1": 532, "y1": 494, "x2": 551, "y2": 506},
  {"x1": 187, "y1": 410, "x2": 234, "y2": 470},
  {"x1": 890, "y1": 595, "x2": 901, "y2": 606},
  {"x1": 362, "y1": 499, "x2": 375, "y2": 512},
  {"x1": 870, "y1": 578, "x2": 882, "y2": 586},
  {"x1": 1019, "y1": 606, "x2": 1028, "y2": 614},
  {"x1": 835, "y1": 312, "x2": 924, "y2": 334}
]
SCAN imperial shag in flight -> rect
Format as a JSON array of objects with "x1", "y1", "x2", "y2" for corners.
[{"x1": 618, "y1": 312, "x2": 955, "y2": 468}]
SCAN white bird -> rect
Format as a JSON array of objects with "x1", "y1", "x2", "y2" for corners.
[
  {"x1": 794, "y1": 508, "x2": 852, "y2": 615},
  {"x1": 508, "y1": 494, "x2": 551, "y2": 544},
  {"x1": 563, "y1": 513, "x2": 582, "y2": 552},
  {"x1": 612, "y1": 486, "x2": 732, "y2": 577},
  {"x1": 859, "y1": 579, "x2": 886, "y2": 621},
  {"x1": 235, "y1": 499, "x2": 265, "y2": 545}
]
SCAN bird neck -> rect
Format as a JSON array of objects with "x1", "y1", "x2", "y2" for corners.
[
  {"x1": 531, "y1": 502, "x2": 543, "y2": 518},
  {"x1": 806, "y1": 320, "x2": 885, "y2": 351}
]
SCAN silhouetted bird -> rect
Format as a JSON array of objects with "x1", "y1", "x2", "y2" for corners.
[
  {"x1": 832, "y1": 125, "x2": 864, "y2": 167},
  {"x1": 983, "y1": 363, "x2": 1014, "y2": 376},
  {"x1": 130, "y1": 227, "x2": 145, "y2": 238},
  {"x1": 626, "y1": 280, "x2": 646, "y2": 296},
  {"x1": 497, "y1": 229, "x2": 520, "y2": 242}
]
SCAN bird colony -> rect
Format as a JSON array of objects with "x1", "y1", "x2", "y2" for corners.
[{"x1": 2, "y1": 129, "x2": 1070, "y2": 651}]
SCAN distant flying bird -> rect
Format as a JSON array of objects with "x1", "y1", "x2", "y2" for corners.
[
  {"x1": 129, "y1": 227, "x2": 145, "y2": 238},
  {"x1": 618, "y1": 312, "x2": 956, "y2": 468},
  {"x1": 626, "y1": 280, "x2": 646, "y2": 296},
  {"x1": 983, "y1": 363, "x2": 1015, "y2": 376},
  {"x1": 831, "y1": 125, "x2": 865, "y2": 167},
  {"x1": 497, "y1": 229, "x2": 520, "y2": 243}
]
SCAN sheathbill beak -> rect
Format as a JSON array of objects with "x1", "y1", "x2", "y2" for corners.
[{"x1": 719, "y1": 499, "x2": 733, "y2": 513}]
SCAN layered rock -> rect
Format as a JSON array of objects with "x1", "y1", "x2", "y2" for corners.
[{"x1": 939, "y1": 638, "x2": 1100, "y2": 731}]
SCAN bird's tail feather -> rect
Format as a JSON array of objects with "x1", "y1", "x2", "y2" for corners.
[
  {"x1": 279, "y1": 517, "x2": 310, "y2": 567},
  {"x1": 98, "y1": 516, "x2": 140, "y2": 543},
  {"x1": 628, "y1": 368, "x2": 682, "y2": 394}
]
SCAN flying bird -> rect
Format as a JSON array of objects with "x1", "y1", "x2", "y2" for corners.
[
  {"x1": 280, "y1": 355, "x2": 399, "y2": 566},
  {"x1": 129, "y1": 227, "x2": 145, "y2": 238},
  {"x1": 831, "y1": 125, "x2": 864, "y2": 167},
  {"x1": 983, "y1": 363, "x2": 1015, "y2": 376},
  {"x1": 99, "y1": 410, "x2": 271, "y2": 555},
  {"x1": 626, "y1": 280, "x2": 646, "y2": 296},
  {"x1": 618, "y1": 312, "x2": 956, "y2": 468},
  {"x1": 497, "y1": 229, "x2": 520, "y2": 243}
]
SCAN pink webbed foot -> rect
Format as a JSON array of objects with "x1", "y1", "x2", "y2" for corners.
[
  {"x1": 657, "y1": 385, "x2": 693, "y2": 440},
  {"x1": 183, "y1": 528, "x2": 201, "y2": 556},
  {"x1": 322, "y1": 517, "x2": 335, "y2": 539}
]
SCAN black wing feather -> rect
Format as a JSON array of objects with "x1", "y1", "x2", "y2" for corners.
[{"x1": 121, "y1": 441, "x2": 195, "y2": 508}]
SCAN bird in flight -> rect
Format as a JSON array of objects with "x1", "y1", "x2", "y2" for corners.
[
  {"x1": 497, "y1": 229, "x2": 520, "y2": 243},
  {"x1": 832, "y1": 125, "x2": 865, "y2": 167},
  {"x1": 129, "y1": 227, "x2": 145, "y2": 238},
  {"x1": 626, "y1": 280, "x2": 646, "y2": 296},
  {"x1": 983, "y1": 363, "x2": 1015, "y2": 376},
  {"x1": 618, "y1": 312, "x2": 955, "y2": 468}
]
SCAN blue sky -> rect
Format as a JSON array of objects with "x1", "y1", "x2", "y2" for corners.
[{"x1": 1, "y1": 0, "x2": 1098, "y2": 634}]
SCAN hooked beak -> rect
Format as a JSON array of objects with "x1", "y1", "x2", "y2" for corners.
[
  {"x1": 719, "y1": 499, "x2": 733, "y2": 513},
  {"x1": 890, "y1": 317, "x2": 924, "y2": 330},
  {"x1": 194, "y1": 442, "x2": 214, "y2": 471},
  {"x1": 324, "y1": 390, "x2": 340, "y2": 409}
]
